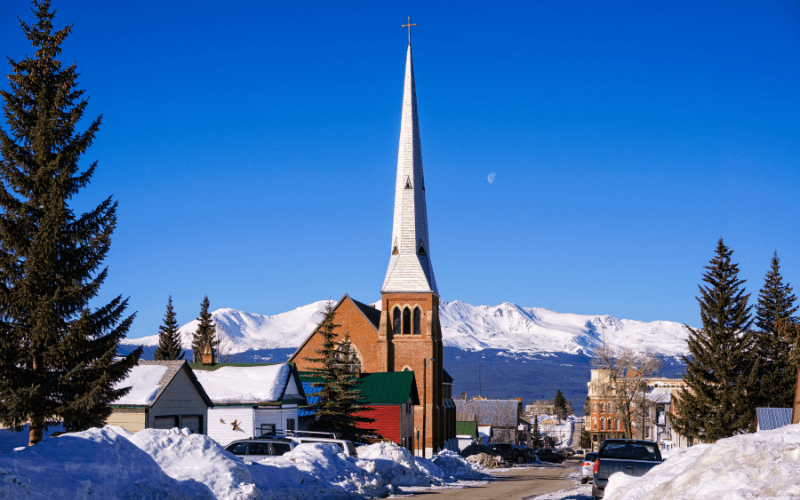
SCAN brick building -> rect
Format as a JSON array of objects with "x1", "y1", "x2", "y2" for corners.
[{"x1": 289, "y1": 41, "x2": 456, "y2": 457}]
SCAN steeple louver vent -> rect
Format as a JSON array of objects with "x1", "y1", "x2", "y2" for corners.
[{"x1": 405, "y1": 176, "x2": 412, "y2": 189}]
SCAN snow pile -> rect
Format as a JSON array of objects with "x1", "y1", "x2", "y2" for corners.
[
  {"x1": 0, "y1": 427, "x2": 210, "y2": 499},
  {"x1": 430, "y1": 449, "x2": 487, "y2": 479},
  {"x1": 605, "y1": 423, "x2": 800, "y2": 499},
  {"x1": 356, "y1": 441, "x2": 438, "y2": 487},
  {"x1": 0, "y1": 427, "x2": 486, "y2": 499},
  {"x1": 466, "y1": 452, "x2": 506, "y2": 468},
  {"x1": 113, "y1": 364, "x2": 168, "y2": 405},
  {"x1": 130, "y1": 428, "x2": 257, "y2": 500},
  {"x1": 195, "y1": 364, "x2": 291, "y2": 404},
  {"x1": 124, "y1": 299, "x2": 692, "y2": 357}
]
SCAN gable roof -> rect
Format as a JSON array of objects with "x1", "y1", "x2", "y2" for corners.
[
  {"x1": 193, "y1": 363, "x2": 305, "y2": 405},
  {"x1": 112, "y1": 360, "x2": 212, "y2": 408},
  {"x1": 299, "y1": 371, "x2": 420, "y2": 416},
  {"x1": 756, "y1": 407, "x2": 793, "y2": 431},
  {"x1": 455, "y1": 398, "x2": 519, "y2": 427},
  {"x1": 288, "y1": 294, "x2": 380, "y2": 364}
]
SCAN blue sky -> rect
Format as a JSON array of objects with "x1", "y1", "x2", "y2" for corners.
[{"x1": 1, "y1": 0, "x2": 799, "y2": 338}]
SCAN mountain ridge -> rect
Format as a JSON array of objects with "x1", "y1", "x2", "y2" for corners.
[{"x1": 123, "y1": 299, "x2": 691, "y2": 358}]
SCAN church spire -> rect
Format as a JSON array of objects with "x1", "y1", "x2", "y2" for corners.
[{"x1": 381, "y1": 43, "x2": 438, "y2": 295}]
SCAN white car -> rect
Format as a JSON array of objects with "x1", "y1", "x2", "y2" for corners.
[
  {"x1": 224, "y1": 438, "x2": 297, "y2": 462},
  {"x1": 581, "y1": 452, "x2": 597, "y2": 484}
]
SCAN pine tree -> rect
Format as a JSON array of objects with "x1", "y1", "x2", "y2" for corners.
[
  {"x1": 752, "y1": 252, "x2": 798, "y2": 408},
  {"x1": 0, "y1": 1, "x2": 141, "y2": 445},
  {"x1": 304, "y1": 303, "x2": 374, "y2": 440},
  {"x1": 554, "y1": 389, "x2": 567, "y2": 422},
  {"x1": 154, "y1": 295, "x2": 184, "y2": 361},
  {"x1": 669, "y1": 238, "x2": 759, "y2": 442},
  {"x1": 191, "y1": 296, "x2": 218, "y2": 362},
  {"x1": 531, "y1": 413, "x2": 541, "y2": 448}
]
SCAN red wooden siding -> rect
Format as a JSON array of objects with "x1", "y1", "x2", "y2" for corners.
[{"x1": 357, "y1": 404, "x2": 402, "y2": 444}]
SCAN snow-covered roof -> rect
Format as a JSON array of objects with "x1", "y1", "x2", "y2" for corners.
[
  {"x1": 193, "y1": 364, "x2": 294, "y2": 404},
  {"x1": 113, "y1": 364, "x2": 170, "y2": 405},
  {"x1": 646, "y1": 387, "x2": 673, "y2": 404},
  {"x1": 112, "y1": 360, "x2": 212, "y2": 407}
]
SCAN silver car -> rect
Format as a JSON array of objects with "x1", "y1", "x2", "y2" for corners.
[
  {"x1": 225, "y1": 438, "x2": 297, "y2": 462},
  {"x1": 581, "y1": 452, "x2": 597, "y2": 484}
]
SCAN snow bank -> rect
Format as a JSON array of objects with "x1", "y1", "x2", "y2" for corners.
[
  {"x1": 130, "y1": 428, "x2": 257, "y2": 500},
  {"x1": 605, "y1": 423, "x2": 800, "y2": 499},
  {"x1": 0, "y1": 427, "x2": 210, "y2": 499},
  {"x1": 195, "y1": 364, "x2": 290, "y2": 404},
  {"x1": 0, "y1": 427, "x2": 486, "y2": 499}
]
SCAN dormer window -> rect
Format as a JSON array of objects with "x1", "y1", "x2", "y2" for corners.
[{"x1": 404, "y1": 176, "x2": 412, "y2": 189}]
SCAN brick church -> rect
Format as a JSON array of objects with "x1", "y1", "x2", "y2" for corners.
[{"x1": 290, "y1": 40, "x2": 457, "y2": 457}]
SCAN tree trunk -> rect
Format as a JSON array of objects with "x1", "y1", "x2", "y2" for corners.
[{"x1": 29, "y1": 416, "x2": 43, "y2": 446}]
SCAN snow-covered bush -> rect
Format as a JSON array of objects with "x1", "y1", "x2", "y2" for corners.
[
  {"x1": 431, "y1": 449, "x2": 487, "y2": 479},
  {"x1": 356, "y1": 441, "x2": 436, "y2": 487}
]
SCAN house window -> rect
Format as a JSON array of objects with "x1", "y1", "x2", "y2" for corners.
[
  {"x1": 592, "y1": 417, "x2": 597, "y2": 430},
  {"x1": 287, "y1": 419, "x2": 296, "y2": 432},
  {"x1": 403, "y1": 308, "x2": 411, "y2": 335},
  {"x1": 393, "y1": 307, "x2": 401, "y2": 335},
  {"x1": 260, "y1": 424, "x2": 276, "y2": 436},
  {"x1": 593, "y1": 402, "x2": 597, "y2": 413},
  {"x1": 413, "y1": 307, "x2": 422, "y2": 335},
  {"x1": 600, "y1": 419, "x2": 605, "y2": 430},
  {"x1": 600, "y1": 403, "x2": 604, "y2": 414},
  {"x1": 154, "y1": 416, "x2": 178, "y2": 429},
  {"x1": 181, "y1": 415, "x2": 203, "y2": 435}
]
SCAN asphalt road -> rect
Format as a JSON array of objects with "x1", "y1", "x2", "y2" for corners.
[{"x1": 408, "y1": 461, "x2": 583, "y2": 500}]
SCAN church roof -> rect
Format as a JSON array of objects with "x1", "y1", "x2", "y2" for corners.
[
  {"x1": 351, "y1": 297, "x2": 381, "y2": 329},
  {"x1": 382, "y1": 43, "x2": 438, "y2": 295}
]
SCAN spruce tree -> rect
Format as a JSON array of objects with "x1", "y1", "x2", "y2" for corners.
[
  {"x1": 669, "y1": 238, "x2": 759, "y2": 442},
  {"x1": 554, "y1": 389, "x2": 567, "y2": 421},
  {"x1": 191, "y1": 296, "x2": 218, "y2": 362},
  {"x1": 753, "y1": 252, "x2": 798, "y2": 408},
  {"x1": 0, "y1": 1, "x2": 141, "y2": 444},
  {"x1": 154, "y1": 295, "x2": 184, "y2": 361},
  {"x1": 304, "y1": 303, "x2": 374, "y2": 440},
  {"x1": 531, "y1": 413, "x2": 541, "y2": 448}
]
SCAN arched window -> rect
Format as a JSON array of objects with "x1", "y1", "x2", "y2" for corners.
[
  {"x1": 403, "y1": 308, "x2": 411, "y2": 335},
  {"x1": 392, "y1": 307, "x2": 401, "y2": 335},
  {"x1": 592, "y1": 417, "x2": 597, "y2": 430},
  {"x1": 600, "y1": 419, "x2": 605, "y2": 430},
  {"x1": 413, "y1": 307, "x2": 422, "y2": 335}
]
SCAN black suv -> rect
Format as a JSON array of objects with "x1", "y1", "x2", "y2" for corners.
[
  {"x1": 224, "y1": 438, "x2": 297, "y2": 462},
  {"x1": 489, "y1": 443, "x2": 530, "y2": 464},
  {"x1": 534, "y1": 448, "x2": 566, "y2": 463}
]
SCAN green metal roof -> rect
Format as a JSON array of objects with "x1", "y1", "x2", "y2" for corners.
[
  {"x1": 300, "y1": 371, "x2": 420, "y2": 405},
  {"x1": 456, "y1": 420, "x2": 478, "y2": 438},
  {"x1": 188, "y1": 362, "x2": 278, "y2": 371}
]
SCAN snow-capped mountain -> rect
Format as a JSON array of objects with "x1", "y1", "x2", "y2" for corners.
[{"x1": 124, "y1": 299, "x2": 691, "y2": 357}]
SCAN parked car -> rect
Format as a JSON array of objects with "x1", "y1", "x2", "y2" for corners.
[
  {"x1": 580, "y1": 452, "x2": 597, "y2": 484},
  {"x1": 533, "y1": 448, "x2": 565, "y2": 464},
  {"x1": 573, "y1": 448, "x2": 587, "y2": 457},
  {"x1": 489, "y1": 443, "x2": 530, "y2": 464},
  {"x1": 559, "y1": 447, "x2": 576, "y2": 458},
  {"x1": 225, "y1": 438, "x2": 297, "y2": 462},
  {"x1": 261, "y1": 430, "x2": 359, "y2": 458},
  {"x1": 592, "y1": 440, "x2": 663, "y2": 499}
]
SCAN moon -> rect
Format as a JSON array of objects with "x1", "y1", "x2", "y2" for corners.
[{"x1": 487, "y1": 172, "x2": 497, "y2": 184}]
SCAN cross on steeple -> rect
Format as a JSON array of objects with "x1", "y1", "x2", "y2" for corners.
[{"x1": 402, "y1": 16, "x2": 417, "y2": 44}]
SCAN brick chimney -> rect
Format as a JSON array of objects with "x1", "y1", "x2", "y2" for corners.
[{"x1": 202, "y1": 343, "x2": 214, "y2": 366}]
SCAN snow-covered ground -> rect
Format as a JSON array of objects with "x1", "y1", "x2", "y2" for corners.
[
  {"x1": 605, "y1": 423, "x2": 800, "y2": 499},
  {"x1": 123, "y1": 299, "x2": 691, "y2": 357},
  {"x1": 537, "y1": 415, "x2": 575, "y2": 448},
  {"x1": 0, "y1": 426, "x2": 489, "y2": 499}
]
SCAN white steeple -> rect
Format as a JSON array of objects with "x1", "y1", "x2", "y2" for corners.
[{"x1": 381, "y1": 43, "x2": 438, "y2": 295}]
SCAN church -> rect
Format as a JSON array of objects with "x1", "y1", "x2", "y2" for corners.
[{"x1": 289, "y1": 37, "x2": 457, "y2": 457}]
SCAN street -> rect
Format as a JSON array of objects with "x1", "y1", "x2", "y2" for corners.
[{"x1": 408, "y1": 460, "x2": 585, "y2": 500}]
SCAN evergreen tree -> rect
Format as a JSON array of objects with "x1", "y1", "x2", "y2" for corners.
[
  {"x1": 669, "y1": 238, "x2": 759, "y2": 442},
  {"x1": 154, "y1": 295, "x2": 184, "y2": 361},
  {"x1": 0, "y1": 1, "x2": 141, "y2": 445},
  {"x1": 752, "y1": 252, "x2": 798, "y2": 408},
  {"x1": 304, "y1": 303, "x2": 374, "y2": 440},
  {"x1": 191, "y1": 296, "x2": 218, "y2": 362},
  {"x1": 531, "y1": 413, "x2": 541, "y2": 448},
  {"x1": 554, "y1": 389, "x2": 567, "y2": 421}
]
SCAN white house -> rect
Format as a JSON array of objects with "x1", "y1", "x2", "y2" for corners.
[{"x1": 192, "y1": 363, "x2": 307, "y2": 446}]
